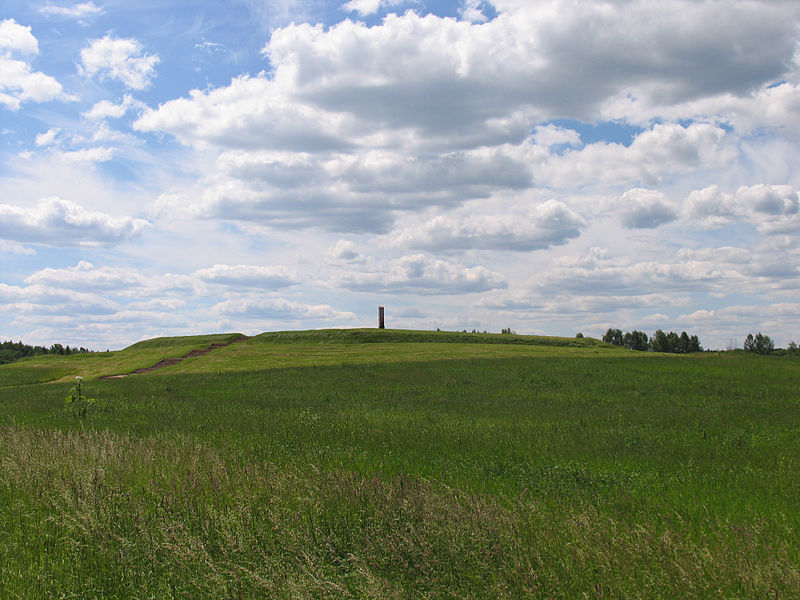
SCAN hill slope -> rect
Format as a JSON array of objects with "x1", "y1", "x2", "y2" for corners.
[{"x1": 0, "y1": 328, "x2": 620, "y2": 384}]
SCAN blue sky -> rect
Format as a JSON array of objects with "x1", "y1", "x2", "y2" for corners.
[{"x1": 1, "y1": 0, "x2": 800, "y2": 350}]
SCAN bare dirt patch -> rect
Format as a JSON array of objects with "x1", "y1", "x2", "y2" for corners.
[{"x1": 98, "y1": 336, "x2": 250, "y2": 380}]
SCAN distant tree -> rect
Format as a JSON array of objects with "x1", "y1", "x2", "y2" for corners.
[
  {"x1": 744, "y1": 333, "x2": 755, "y2": 352},
  {"x1": 1, "y1": 339, "x2": 91, "y2": 365},
  {"x1": 744, "y1": 333, "x2": 774, "y2": 355},
  {"x1": 575, "y1": 332, "x2": 584, "y2": 338},
  {"x1": 603, "y1": 328, "x2": 623, "y2": 346},
  {"x1": 788, "y1": 341, "x2": 798, "y2": 356},
  {"x1": 677, "y1": 331, "x2": 690, "y2": 353},
  {"x1": 623, "y1": 330, "x2": 649, "y2": 351},
  {"x1": 666, "y1": 332, "x2": 680, "y2": 353},
  {"x1": 649, "y1": 329, "x2": 669, "y2": 353}
]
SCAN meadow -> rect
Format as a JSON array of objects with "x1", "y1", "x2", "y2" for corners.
[{"x1": 1, "y1": 330, "x2": 798, "y2": 598}]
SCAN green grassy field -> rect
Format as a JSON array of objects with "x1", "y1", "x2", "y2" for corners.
[{"x1": 1, "y1": 330, "x2": 798, "y2": 598}]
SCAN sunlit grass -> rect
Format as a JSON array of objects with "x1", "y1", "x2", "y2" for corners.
[
  {"x1": 1, "y1": 332, "x2": 799, "y2": 597},
  {"x1": 0, "y1": 332, "x2": 244, "y2": 384}
]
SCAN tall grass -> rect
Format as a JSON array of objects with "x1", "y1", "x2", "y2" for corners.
[
  {"x1": 1, "y1": 347, "x2": 799, "y2": 597},
  {"x1": 3, "y1": 425, "x2": 797, "y2": 598}
]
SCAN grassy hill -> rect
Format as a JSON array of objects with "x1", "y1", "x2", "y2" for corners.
[
  {"x1": 1, "y1": 329, "x2": 799, "y2": 598},
  {"x1": 0, "y1": 329, "x2": 614, "y2": 383},
  {"x1": 0, "y1": 332, "x2": 245, "y2": 384}
]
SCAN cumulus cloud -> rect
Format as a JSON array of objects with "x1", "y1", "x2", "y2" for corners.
[
  {"x1": 0, "y1": 197, "x2": 150, "y2": 246},
  {"x1": 21, "y1": 262, "x2": 198, "y2": 303},
  {"x1": 138, "y1": 2, "x2": 800, "y2": 149},
  {"x1": 392, "y1": 200, "x2": 585, "y2": 251},
  {"x1": 210, "y1": 296, "x2": 356, "y2": 321},
  {"x1": 531, "y1": 247, "x2": 750, "y2": 297},
  {"x1": 193, "y1": 264, "x2": 297, "y2": 288},
  {"x1": 601, "y1": 81, "x2": 800, "y2": 135},
  {"x1": 459, "y1": 0, "x2": 489, "y2": 23},
  {"x1": 82, "y1": 94, "x2": 143, "y2": 120},
  {"x1": 738, "y1": 184, "x2": 798, "y2": 216},
  {"x1": 531, "y1": 124, "x2": 581, "y2": 149},
  {"x1": 478, "y1": 291, "x2": 688, "y2": 314},
  {"x1": 0, "y1": 240, "x2": 36, "y2": 255},
  {"x1": 129, "y1": 2, "x2": 799, "y2": 235},
  {"x1": 685, "y1": 185, "x2": 741, "y2": 227},
  {"x1": 0, "y1": 282, "x2": 119, "y2": 315},
  {"x1": 685, "y1": 184, "x2": 800, "y2": 233},
  {"x1": 326, "y1": 239, "x2": 361, "y2": 261},
  {"x1": 536, "y1": 123, "x2": 737, "y2": 189},
  {"x1": 147, "y1": 143, "x2": 535, "y2": 233},
  {"x1": 336, "y1": 253, "x2": 506, "y2": 294},
  {"x1": 24, "y1": 261, "x2": 148, "y2": 292},
  {"x1": 0, "y1": 19, "x2": 66, "y2": 110},
  {"x1": 0, "y1": 19, "x2": 39, "y2": 54},
  {"x1": 268, "y1": 2, "x2": 796, "y2": 127},
  {"x1": 35, "y1": 127, "x2": 61, "y2": 147},
  {"x1": 342, "y1": 0, "x2": 382, "y2": 16},
  {"x1": 134, "y1": 75, "x2": 352, "y2": 151},
  {"x1": 618, "y1": 188, "x2": 678, "y2": 229},
  {"x1": 79, "y1": 36, "x2": 159, "y2": 89}
]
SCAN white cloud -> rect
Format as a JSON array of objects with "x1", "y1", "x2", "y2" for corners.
[
  {"x1": 336, "y1": 253, "x2": 506, "y2": 294},
  {"x1": 58, "y1": 146, "x2": 115, "y2": 163},
  {"x1": 478, "y1": 291, "x2": 688, "y2": 314},
  {"x1": 685, "y1": 185, "x2": 740, "y2": 228},
  {"x1": 326, "y1": 239, "x2": 361, "y2": 261},
  {"x1": 685, "y1": 184, "x2": 800, "y2": 233},
  {"x1": 39, "y1": 2, "x2": 104, "y2": 20},
  {"x1": 210, "y1": 296, "x2": 356, "y2": 321},
  {"x1": 0, "y1": 240, "x2": 36, "y2": 255},
  {"x1": 536, "y1": 123, "x2": 737, "y2": 189},
  {"x1": 0, "y1": 57, "x2": 65, "y2": 109},
  {"x1": 82, "y1": 94, "x2": 143, "y2": 120},
  {"x1": 22, "y1": 261, "x2": 198, "y2": 298},
  {"x1": 601, "y1": 82, "x2": 800, "y2": 136},
  {"x1": 138, "y1": 2, "x2": 800, "y2": 151},
  {"x1": 24, "y1": 261, "x2": 148, "y2": 292},
  {"x1": 0, "y1": 197, "x2": 150, "y2": 246},
  {"x1": 35, "y1": 127, "x2": 61, "y2": 147},
  {"x1": 618, "y1": 188, "x2": 678, "y2": 229},
  {"x1": 459, "y1": 0, "x2": 489, "y2": 23},
  {"x1": 145, "y1": 144, "x2": 535, "y2": 234},
  {"x1": 737, "y1": 184, "x2": 798, "y2": 216},
  {"x1": 341, "y1": 0, "x2": 408, "y2": 17},
  {"x1": 531, "y1": 247, "x2": 751, "y2": 297},
  {"x1": 79, "y1": 36, "x2": 159, "y2": 90},
  {"x1": 193, "y1": 264, "x2": 297, "y2": 288},
  {"x1": 391, "y1": 199, "x2": 585, "y2": 251},
  {"x1": 737, "y1": 184, "x2": 800, "y2": 234},
  {"x1": 342, "y1": 0, "x2": 382, "y2": 16},
  {"x1": 0, "y1": 282, "x2": 119, "y2": 315},
  {"x1": 134, "y1": 74, "x2": 351, "y2": 151},
  {"x1": 0, "y1": 19, "x2": 39, "y2": 54},
  {"x1": 531, "y1": 124, "x2": 581, "y2": 149},
  {"x1": 0, "y1": 20, "x2": 66, "y2": 110}
]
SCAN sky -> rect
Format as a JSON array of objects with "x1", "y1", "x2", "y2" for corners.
[{"x1": 1, "y1": 0, "x2": 800, "y2": 350}]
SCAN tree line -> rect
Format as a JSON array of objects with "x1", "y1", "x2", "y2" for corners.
[
  {"x1": 0, "y1": 340, "x2": 93, "y2": 365},
  {"x1": 742, "y1": 333, "x2": 800, "y2": 356},
  {"x1": 602, "y1": 328, "x2": 702, "y2": 353},
  {"x1": 602, "y1": 329, "x2": 800, "y2": 355}
]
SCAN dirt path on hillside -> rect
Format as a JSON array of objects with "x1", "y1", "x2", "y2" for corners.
[{"x1": 98, "y1": 336, "x2": 250, "y2": 380}]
